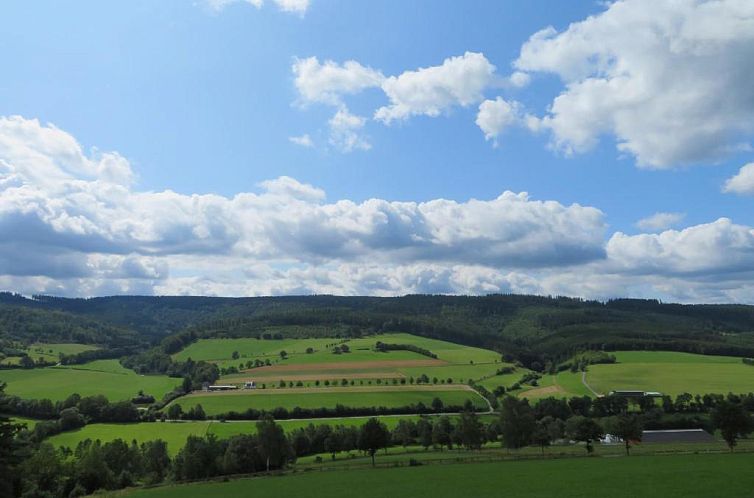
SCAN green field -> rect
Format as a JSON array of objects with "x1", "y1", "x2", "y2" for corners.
[
  {"x1": 585, "y1": 351, "x2": 754, "y2": 396},
  {"x1": 0, "y1": 359, "x2": 181, "y2": 401},
  {"x1": 117, "y1": 453, "x2": 754, "y2": 498},
  {"x1": 48, "y1": 415, "x2": 502, "y2": 455},
  {"x1": 0, "y1": 342, "x2": 98, "y2": 366},
  {"x1": 169, "y1": 386, "x2": 488, "y2": 415}
]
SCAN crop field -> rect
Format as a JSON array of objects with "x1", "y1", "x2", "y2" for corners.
[
  {"x1": 0, "y1": 342, "x2": 98, "y2": 365},
  {"x1": 584, "y1": 351, "x2": 754, "y2": 396},
  {"x1": 0, "y1": 359, "x2": 181, "y2": 401},
  {"x1": 170, "y1": 385, "x2": 488, "y2": 415},
  {"x1": 117, "y1": 453, "x2": 754, "y2": 498}
]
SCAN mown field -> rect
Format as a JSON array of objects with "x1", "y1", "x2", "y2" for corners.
[
  {"x1": 47, "y1": 414, "x2": 500, "y2": 455},
  {"x1": 0, "y1": 342, "x2": 98, "y2": 365},
  {"x1": 585, "y1": 351, "x2": 754, "y2": 396},
  {"x1": 170, "y1": 385, "x2": 488, "y2": 415},
  {"x1": 115, "y1": 453, "x2": 754, "y2": 498},
  {"x1": 0, "y1": 359, "x2": 180, "y2": 401}
]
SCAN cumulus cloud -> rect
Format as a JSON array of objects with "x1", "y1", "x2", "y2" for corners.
[
  {"x1": 476, "y1": 97, "x2": 522, "y2": 145},
  {"x1": 292, "y1": 57, "x2": 384, "y2": 106},
  {"x1": 5, "y1": 115, "x2": 754, "y2": 303},
  {"x1": 723, "y1": 162, "x2": 754, "y2": 195},
  {"x1": 205, "y1": 0, "x2": 308, "y2": 15},
  {"x1": 328, "y1": 107, "x2": 370, "y2": 152},
  {"x1": 514, "y1": 0, "x2": 754, "y2": 168},
  {"x1": 375, "y1": 52, "x2": 496, "y2": 124},
  {"x1": 289, "y1": 134, "x2": 314, "y2": 148},
  {"x1": 635, "y1": 212, "x2": 685, "y2": 232}
]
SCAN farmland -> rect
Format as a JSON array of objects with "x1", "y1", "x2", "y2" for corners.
[
  {"x1": 170, "y1": 385, "x2": 488, "y2": 415},
  {"x1": 0, "y1": 359, "x2": 180, "y2": 401},
  {"x1": 583, "y1": 351, "x2": 754, "y2": 396},
  {"x1": 0, "y1": 342, "x2": 98, "y2": 366},
  {"x1": 117, "y1": 453, "x2": 754, "y2": 498}
]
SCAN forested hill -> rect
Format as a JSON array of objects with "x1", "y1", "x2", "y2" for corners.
[{"x1": 2, "y1": 292, "x2": 754, "y2": 366}]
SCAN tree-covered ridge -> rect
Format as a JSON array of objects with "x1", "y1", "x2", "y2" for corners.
[{"x1": 2, "y1": 293, "x2": 754, "y2": 369}]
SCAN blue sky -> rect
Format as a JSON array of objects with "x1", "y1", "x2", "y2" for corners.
[{"x1": 1, "y1": 0, "x2": 754, "y2": 302}]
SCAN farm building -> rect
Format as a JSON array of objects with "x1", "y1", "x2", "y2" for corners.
[
  {"x1": 642, "y1": 429, "x2": 714, "y2": 443},
  {"x1": 206, "y1": 384, "x2": 238, "y2": 391},
  {"x1": 243, "y1": 381, "x2": 256, "y2": 389},
  {"x1": 609, "y1": 390, "x2": 663, "y2": 398}
]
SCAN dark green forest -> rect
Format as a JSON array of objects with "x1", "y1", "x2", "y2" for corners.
[{"x1": 2, "y1": 292, "x2": 754, "y2": 368}]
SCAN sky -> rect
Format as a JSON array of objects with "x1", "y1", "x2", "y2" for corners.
[{"x1": 1, "y1": 0, "x2": 754, "y2": 302}]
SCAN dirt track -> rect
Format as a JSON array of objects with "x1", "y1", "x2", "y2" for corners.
[{"x1": 188, "y1": 384, "x2": 474, "y2": 397}]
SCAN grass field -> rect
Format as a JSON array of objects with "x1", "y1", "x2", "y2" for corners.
[
  {"x1": 169, "y1": 385, "x2": 488, "y2": 415},
  {"x1": 0, "y1": 342, "x2": 98, "y2": 366},
  {"x1": 47, "y1": 414, "x2": 501, "y2": 455},
  {"x1": 0, "y1": 359, "x2": 181, "y2": 401},
  {"x1": 116, "y1": 453, "x2": 754, "y2": 498},
  {"x1": 585, "y1": 351, "x2": 754, "y2": 396}
]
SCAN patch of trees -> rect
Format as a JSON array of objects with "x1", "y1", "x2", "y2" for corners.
[
  {"x1": 374, "y1": 341, "x2": 437, "y2": 359},
  {"x1": 743, "y1": 357, "x2": 754, "y2": 366}
]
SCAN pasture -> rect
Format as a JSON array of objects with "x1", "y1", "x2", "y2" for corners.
[
  {"x1": 0, "y1": 359, "x2": 180, "y2": 401},
  {"x1": 585, "y1": 351, "x2": 754, "y2": 396},
  {"x1": 169, "y1": 385, "x2": 488, "y2": 415},
  {"x1": 0, "y1": 342, "x2": 98, "y2": 365},
  {"x1": 117, "y1": 453, "x2": 754, "y2": 498}
]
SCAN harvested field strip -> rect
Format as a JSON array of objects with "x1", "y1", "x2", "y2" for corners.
[
  {"x1": 225, "y1": 372, "x2": 406, "y2": 382},
  {"x1": 242, "y1": 359, "x2": 446, "y2": 373},
  {"x1": 186, "y1": 384, "x2": 474, "y2": 397}
]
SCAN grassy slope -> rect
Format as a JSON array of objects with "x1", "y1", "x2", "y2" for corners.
[
  {"x1": 118, "y1": 453, "x2": 754, "y2": 498},
  {"x1": 586, "y1": 351, "x2": 754, "y2": 396},
  {"x1": 0, "y1": 359, "x2": 180, "y2": 401},
  {"x1": 0, "y1": 342, "x2": 99, "y2": 365},
  {"x1": 170, "y1": 387, "x2": 487, "y2": 415}
]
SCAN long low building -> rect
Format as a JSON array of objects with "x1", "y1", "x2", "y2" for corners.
[{"x1": 642, "y1": 429, "x2": 715, "y2": 443}]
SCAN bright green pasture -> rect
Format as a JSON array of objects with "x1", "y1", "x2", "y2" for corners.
[
  {"x1": 120, "y1": 453, "x2": 754, "y2": 498},
  {"x1": 175, "y1": 333, "x2": 501, "y2": 370},
  {"x1": 0, "y1": 360, "x2": 180, "y2": 401},
  {"x1": 586, "y1": 351, "x2": 754, "y2": 396},
  {"x1": 170, "y1": 388, "x2": 487, "y2": 415},
  {"x1": 0, "y1": 342, "x2": 98, "y2": 365}
]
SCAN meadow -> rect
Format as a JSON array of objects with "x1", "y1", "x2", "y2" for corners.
[
  {"x1": 0, "y1": 342, "x2": 98, "y2": 366},
  {"x1": 170, "y1": 385, "x2": 488, "y2": 415},
  {"x1": 585, "y1": 351, "x2": 754, "y2": 396},
  {"x1": 115, "y1": 453, "x2": 754, "y2": 498},
  {"x1": 0, "y1": 359, "x2": 180, "y2": 401}
]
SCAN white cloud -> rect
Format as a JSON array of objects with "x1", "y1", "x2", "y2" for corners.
[
  {"x1": 508, "y1": 71, "x2": 531, "y2": 88},
  {"x1": 375, "y1": 52, "x2": 496, "y2": 124},
  {"x1": 635, "y1": 212, "x2": 685, "y2": 232},
  {"x1": 289, "y1": 134, "x2": 314, "y2": 148},
  {"x1": 6, "y1": 115, "x2": 754, "y2": 303},
  {"x1": 273, "y1": 0, "x2": 309, "y2": 15},
  {"x1": 292, "y1": 57, "x2": 384, "y2": 106},
  {"x1": 328, "y1": 107, "x2": 370, "y2": 152},
  {"x1": 476, "y1": 97, "x2": 522, "y2": 145},
  {"x1": 723, "y1": 162, "x2": 754, "y2": 195},
  {"x1": 205, "y1": 0, "x2": 308, "y2": 15},
  {"x1": 515, "y1": 0, "x2": 754, "y2": 168}
]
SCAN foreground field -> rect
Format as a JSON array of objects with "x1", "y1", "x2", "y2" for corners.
[
  {"x1": 171, "y1": 385, "x2": 488, "y2": 415},
  {"x1": 0, "y1": 359, "x2": 180, "y2": 401},
  {"x1": 116, "y1": 453, "x2": 754, "y2": 498},
  {"x1": 585, "y1": 351, "x2": 754, "y2": 396},
  {"x1": 48, "y1": 415, "x2": 499, "y2": 455}
]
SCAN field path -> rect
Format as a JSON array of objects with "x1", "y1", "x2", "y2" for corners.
[
  {"x1": 186, "y1": 384, "x2": 476, "y2": 397},
  {"x1": 581, "y1": 370, "x2": 602, "y2": 397}
]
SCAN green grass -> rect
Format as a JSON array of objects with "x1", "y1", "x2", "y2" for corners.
[
  {"x1": 117, "y1": 453, "x2": 754, "y2": 498},
  {"x1": 169, "y1": 387, "x2": 487, "y2": 415},
  {"x1": 0, "y1": 359, "x2": 181, "y2": 401},
  {"x1": 48, "y1": 415, "x2": 501, "y2": 455},
  {"x1": 0, "y1": 342, "x2": 98, "y2": 365},
  {"x1": 585, "y1": 351, "x2": 754, "y2": 396}
]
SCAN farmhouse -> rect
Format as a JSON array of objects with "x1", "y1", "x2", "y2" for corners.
[
  {"x1": 243, "y1": 380, "x2": 256, "y2": 389},
  {"x1": 642, "y1": 429, "x2": 715, "y2": 443}
]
